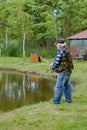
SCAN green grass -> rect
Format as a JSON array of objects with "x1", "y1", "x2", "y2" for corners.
[
  {"x1": 0, "y1": 57, "x2": 50, "y2": 72},
  {"x1": 0, "y1": 57, "x2": 87, "y2": 130}
]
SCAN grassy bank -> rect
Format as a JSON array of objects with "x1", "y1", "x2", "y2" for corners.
[{"x1": 0, "y1": 57, "x2": 87, "y2": 130}]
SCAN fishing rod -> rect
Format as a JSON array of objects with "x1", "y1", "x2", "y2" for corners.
[
  {"x1": 35, "y1": 68, "x2": 50, "y2": 84},
  {"x1": 35, "y1": 67, "x2": 59, "y2": 84},
  {"x1": 34, "y1": 66, "x2": 59, "y2": 85}
]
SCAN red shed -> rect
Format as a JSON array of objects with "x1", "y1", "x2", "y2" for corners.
[{"x1": 68, "y1": 30, "x2": 87, "y2": 60}]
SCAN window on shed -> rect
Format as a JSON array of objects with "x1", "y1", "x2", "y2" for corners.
[
  {"x1": 70, "y1": 40, "x2": 87, "y2": 48},
  {"x1": 83, "y1": 40, "x2": 87, "y2": 48}
]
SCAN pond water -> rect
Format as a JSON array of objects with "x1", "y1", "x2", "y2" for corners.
[{"x1": 0, "y1": 72, "x2": 55, "y2": 112}]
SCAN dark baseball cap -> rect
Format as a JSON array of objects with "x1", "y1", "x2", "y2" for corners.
[{"x1": 54, "y1": 38, "x2": 65, "y2": 45}]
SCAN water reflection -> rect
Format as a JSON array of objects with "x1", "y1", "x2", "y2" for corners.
[{"x1": 0, "y1": 72, "x2": 55, "y2": 112}]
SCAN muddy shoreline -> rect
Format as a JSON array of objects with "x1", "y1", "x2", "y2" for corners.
[{"x1": 0, "y1": 67, "x2": 57, "y2": 78}]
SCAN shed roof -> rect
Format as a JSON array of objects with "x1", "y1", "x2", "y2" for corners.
[{"x1": 68, "y1": 30, "x2": 87, "y2": 40}]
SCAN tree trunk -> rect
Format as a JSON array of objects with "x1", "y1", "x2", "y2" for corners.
[
  {"x1": 0, "y1": 45, "x2": 1, "y2": 56},
  {"x1": 23, "y1": 32, "x2": 26, "y2": 61},
  {"x1": 5, "y1": 27, "x2": 8, "y2": 47}
]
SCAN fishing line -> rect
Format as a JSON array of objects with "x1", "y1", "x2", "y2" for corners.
[
  {"x1": 32, "y1": 50, "x2": 50, "y2": 64},
  {"x1": 35, "y1": 68, "x2": 50, "y2": 84}
]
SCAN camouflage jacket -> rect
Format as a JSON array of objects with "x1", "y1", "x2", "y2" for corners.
[{"x1": 52, "y1": 48, "x2": 74, "y2": 73}]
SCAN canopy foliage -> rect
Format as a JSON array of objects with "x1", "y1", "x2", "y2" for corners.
[{"x1": 0, "y1": 0, "x2": 87, "y2": 56}]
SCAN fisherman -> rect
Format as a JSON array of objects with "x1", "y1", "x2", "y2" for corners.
[{"x1": 50, "y1": 38, "x2": 74, "y2": 104}]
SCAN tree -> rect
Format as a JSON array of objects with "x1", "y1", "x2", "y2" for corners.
[
  {"x1": 56, "y1": 0, "x2": 87, "y2": 37},
  {"x1": 0, "y1": 0, "x2": 87, "y2": 56}
]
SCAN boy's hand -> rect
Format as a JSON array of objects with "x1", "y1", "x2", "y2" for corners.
[{"x1": 50, "y1": 63, "x2": 53, "y2": 70}]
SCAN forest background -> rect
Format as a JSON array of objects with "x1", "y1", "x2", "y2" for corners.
[{"x1": 0, "y1": 0, "x2": 87, "y2": 59}]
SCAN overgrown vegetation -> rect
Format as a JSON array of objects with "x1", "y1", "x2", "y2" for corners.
[
  {"x1": 0, "y1": 0, "x2": 87, "y2": 57},
  {"x1": 1, "y1": 40, "x2": 21, "y2": 56},
  {"x1": 0, "y1": 57, "x2": 87, "y2": 130}
]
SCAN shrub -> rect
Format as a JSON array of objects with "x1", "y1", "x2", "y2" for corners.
[
  {"x1": 39, "y1": 49, "x2": 56, "y2": 58},
  {"x1": 2, "y1": 40, "x2": 21, "y2": 57}
]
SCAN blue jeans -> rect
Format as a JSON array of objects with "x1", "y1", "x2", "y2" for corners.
[{"x1": 53, "y1": 72, "x2": 72, "y2": 104}]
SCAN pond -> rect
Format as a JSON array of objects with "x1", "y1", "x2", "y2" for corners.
[{"x1": 0, "y1": 72, "x2": 55, "y2": 112}]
